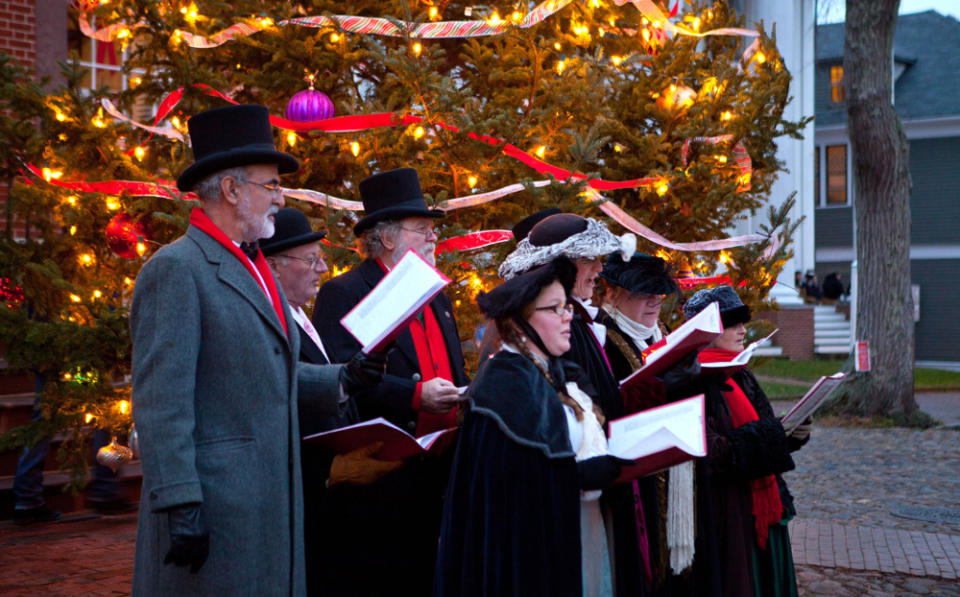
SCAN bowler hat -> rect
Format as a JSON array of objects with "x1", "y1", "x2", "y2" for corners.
[
  {"x1": 177, "y1": 104, "x2": 299, "y2": 192},
  {"x1": 600, "y1": 252, "x2": 678, "y2": 296},
  {"x1": 353, "y1": 168, "x2": 443, "y2": 236},
  {"x1": 260, "y1": 208, "x2": 327, "y2": 256},
  {"x1": 512, "y1": 208, "x2": 562, "y2": 242}
]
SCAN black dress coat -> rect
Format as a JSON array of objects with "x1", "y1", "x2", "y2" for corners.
[
  {"x1": 696, "y1": 367, "x2": 800, "y2": 597},
  {"x1": 312, "y1": 257, "x2": 469, "y2": 596},
  {"x1": 564, "y1": 303, "x2": 647, "y2": 597},
  {"x1": 434, "y1": 351, "x2": 582, "y2": 597}
]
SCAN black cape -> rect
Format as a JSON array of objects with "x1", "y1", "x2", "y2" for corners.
[{"x1": 434, "y1": 351, "x2": 581, "y2": 597}]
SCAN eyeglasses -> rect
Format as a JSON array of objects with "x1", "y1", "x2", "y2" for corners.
[
  {"x1": 399, "y1": 225, "x2": 437, "y2": 239},
  {"x1": 241, "y1": 178, "x2": 283, "y2": 195},
  {"x1": 277, "y1": 254, "x2": 326, "y2": 269},
  {"x1": 533, "y1": 302, "x2": 574, "y2": 317}
]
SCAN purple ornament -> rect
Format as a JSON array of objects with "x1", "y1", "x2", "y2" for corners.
[{"x1": 285, "y1": 88, "x2": 335, "y2": 122}]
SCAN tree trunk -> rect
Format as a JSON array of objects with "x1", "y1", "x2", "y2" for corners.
[{"x1": 839, "y1": 0, "x2": 917, "y2": 417}]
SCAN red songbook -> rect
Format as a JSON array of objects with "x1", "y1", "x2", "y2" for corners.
[
  {"x1": 303, "y1": 417, "x2": 458, "y2": 461},
  {"x1": 607, "y1": 395, "x2": 707, "y2": 483},
  {"x1": 340, "y1": 249, "x2": 451, "y2": 353},
  {"x1": 619, "y1": 302, "x2": 722, "y2": 389}
]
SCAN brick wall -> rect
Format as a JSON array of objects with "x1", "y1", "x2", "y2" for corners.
[
  {"x1": 0, "y1": 0, "x2": 37, "y2": 68},
  {"x1": 756, "y1": 305, "x2": 815, "y2": 360}
]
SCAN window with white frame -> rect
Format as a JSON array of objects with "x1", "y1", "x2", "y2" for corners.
[
  {"x1": 815, "y1": 143, "x2": 850, "y2": 207},
  {"x1": 67, "y1": 15, "x2": 153, "y2": 121}
]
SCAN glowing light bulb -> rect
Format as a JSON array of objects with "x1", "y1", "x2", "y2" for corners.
[
  {"x1": 105, "y1": 199, "x2": 120, "y2": 210},
  {"x1": 70, "y1": 293, "x2": 82, "y2": 303},
  {"x1": 754, "y1": 51, "x2": 766, "y2": 64},
  {"x1": 429, "y1": 6, "x2": 438, "y2": 19},
  {"x1": 259, "y1": 17, "x2": 274, "y2": 27},
  {"x1": 613, "y1": 143, "x2": 624, "y2": 153},
  {"x1": 69, "y1": 225, "x2": 77, "y2": 235},
  {"x1": 554, "y1": 42, "x2": 561, "y2": 50},
  {"x1": 330, "y1": 32, "x2": 340, "y2": 43},
  {"x1": 412, "y1": 42, "x2": 422, "y2": 56},
  {"x1": 413, "y1": 126, "x2": 425, "y2": 139},
  {"x1": 42, "y1": 168, "x2": 62, "y2": 181},
  {"x1": 54, "y1": 110, "x2": 66, "y2": 122},
  {"x1": 556, "y1": 59, "x2": 565, "y2": 74},
  {"x1": 535, "y1": 146, "x2": 546, "y2": 158},
  {"x1": 85, "y1": 413, "x2": 94, "y2": 423},
  {"x1": 716, "y1": 155, "x2": 728, "y2": 164},
  {"x1": 117, "y1": 400, "x2": 130, "y2": 414},
  {"x1": 721, "y1": 111, "x2": 732, "y2": 121},
  {"x1": 286, "y1": 131, "x2": 297, "y2": 146},
  {"x1": 487, "y1": 12, "x2": 503, "y2": 26},
  {"x1": 93, "y1": 290, "x2": 102, "y2": 299},
  {"x1": 80, "y1": 253, "x2": 94, "y2": 265},
  {"x1": 134, "y1": 146, "x2": 145, "y2": 161},
  {"x1": 467, "y1": 175, "x2": 477, "y2": 188},
  {"x1": 655, "y1": 181, "x2": 669, "y2": 196},
  {"x1": 136, "y1": 242, "x2": 147, "y2": 255},
  {"x1": 350, "y1": 141, "x2": 360, "y2": 157},
  {"x1": 611, "y1": 55, "x2": 623, "y2": 66},
  {"x1": 511, "y1": 11, "x2": 522, "y2": 23}
]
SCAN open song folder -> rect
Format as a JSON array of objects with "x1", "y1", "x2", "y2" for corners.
[
  {"x1": 619, "y1": 302, "x2": 722, "y2": 389},
  {"x1": 303, "y1": 417, "x2": 458, "y2": 461},
  {"x1": 340, "y1": 249, "x2": 451, "y2": 353},
  {"x1": 780, "y1": 372, "x2": 846, "y2": 433},
  {"x1": 607, "y1": 394, "x2": 707, "y2": 483}
]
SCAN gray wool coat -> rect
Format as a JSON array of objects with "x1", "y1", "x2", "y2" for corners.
[{"x1": 130, "y1": 225, "x2": 344, "y2": 596}]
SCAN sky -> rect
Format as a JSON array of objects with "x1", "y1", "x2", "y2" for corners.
[{"x1": 817, "y1": 0, "x2": 960, "y2": 23}]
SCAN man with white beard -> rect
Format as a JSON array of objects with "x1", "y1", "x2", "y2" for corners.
[
  {"x1": 130, "y1": 105, "x2": 384, "y2": 596},
  {"x1": 312, "y1": 167, "x2": 469, "y2": 596}
]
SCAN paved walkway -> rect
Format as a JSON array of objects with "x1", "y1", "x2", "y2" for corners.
[{"x1": 0, "y1": 395, "x2": 957, "y2": 596}]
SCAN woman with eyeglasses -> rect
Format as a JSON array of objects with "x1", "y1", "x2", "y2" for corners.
[{"x1": 434, "y1": 258, "x2": 629, "y2": 597}]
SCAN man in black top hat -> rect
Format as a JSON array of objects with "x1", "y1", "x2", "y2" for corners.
[
  {"x1": 130, "y1": 105, "x2": 383, "y2": 596},
  {"x1": 312, "y1": 167, "x2": 469, "y2": 596}
]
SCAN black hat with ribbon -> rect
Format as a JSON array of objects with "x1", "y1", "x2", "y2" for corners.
[
  {"x1": 600, "y1": 252, "x2": 678, "y2": 296},
  {"x1": 260, "y1": 208, "x2": 327, "y2": 256},
  {"x1": 353, "y1": 168, "x2": 443, "y2": 236},
  {"x1": 177, "y1": 104, "x2": 299, "y2": 192}
]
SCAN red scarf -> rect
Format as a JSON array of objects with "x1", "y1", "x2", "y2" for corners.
[
  {"x1": 698, "y1": 348, "x2": 782, "y2": 549},
  {"x1": 189, "y1": 207, "x2": 287, "y2": 336}
]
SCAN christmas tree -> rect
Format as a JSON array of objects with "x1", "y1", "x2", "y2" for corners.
[{"x1": 0, "y1": 0, "x2": 805, "y2": 482}]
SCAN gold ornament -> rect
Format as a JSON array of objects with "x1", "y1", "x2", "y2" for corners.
[{"x1": 97, "y1": 437, "x2": 133, "y2": 472}]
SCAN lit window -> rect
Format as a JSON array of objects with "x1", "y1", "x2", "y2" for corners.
[
  {"x1": 814, "y1": 146, "x2": 820, "y2": 206},
  {"x1": 830, "y1": 65, "x2": 845, "y2": 103},
  {"x1": 826, "y1": 145, "x2": 847, "y2": 204}
]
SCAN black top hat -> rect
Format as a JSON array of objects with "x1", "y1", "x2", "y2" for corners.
[
  {"x1": 260, "y1": 208, "x2": 327, "y2": 256},
  {"x1": 512, "y1": 208, "x2": 562, "y2": 242},
  {"x1": 177, "y1": 104, "x2": 300, "y2": 192},
  {"x1": 353, "y1": 168, "x2": 443, "y2": 236},
  {"x1": 600, "y1": 252, "x2": 678, "y2": 296},
  {"x1": 683, "y1": 285, "x2": 751, "y2": 327},
  {"x1": 477, "y1": 257, "x2": 576, "y2": 323}
]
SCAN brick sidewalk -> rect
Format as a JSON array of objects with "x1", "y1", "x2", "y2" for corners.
[
  {"x1": 3, "y1": 513, "x2": 960, "y2": 594},
  {"x1": 791, "y1": 518, "x2": 960, "y2": 580},
  {"x1": 0, "y1": 514, "x2": 136, "y2": 596}
]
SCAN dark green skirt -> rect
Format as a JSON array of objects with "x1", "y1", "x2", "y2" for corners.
[{"x1": 751, "y1": 513, "x2": 799, "y2": 597}]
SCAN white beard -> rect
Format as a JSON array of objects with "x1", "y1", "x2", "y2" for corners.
[
  {"x1": 393, "y1": 239, "x2": 436, "y2": 266},
  {"x1": 237, "y1": 189, "x2": 277, "y2": 240}
]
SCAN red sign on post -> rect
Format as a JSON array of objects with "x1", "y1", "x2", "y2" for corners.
[{"x1": 855, "y1": 341, "x2": 871, "y2": 372}]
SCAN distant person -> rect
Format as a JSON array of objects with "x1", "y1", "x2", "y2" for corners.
[
  {"x1": 822, "y1": 272, "x2": 844, "y2": 301},
  {"x1": 803, "y1": 271, "x2": 823, "y2": 300}
]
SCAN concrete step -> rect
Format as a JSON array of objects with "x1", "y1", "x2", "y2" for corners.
[
  {"x1": 815, "y1": 329, "x2": 852, "y2": 340},
  {"x1": 814, "y1": 321, "x2": 851, "y2": 331},
  {"x1": 815, "y1": 344, "x2": 852, "y2": 355},
  {"x1": 814, "y1": 313, "x2": 847, "y2": 323}
]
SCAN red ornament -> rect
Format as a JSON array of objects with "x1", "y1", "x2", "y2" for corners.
[
  {"x1": 105, "y1": 213, "x2": 145, "y2": 259},
  {"x1": 285, "y1": 88, "x2": 335, "y2": 122}
]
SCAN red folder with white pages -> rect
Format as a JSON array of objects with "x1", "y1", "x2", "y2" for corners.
[
  {"x1": 607, "y1": 394, "x2": 707, "y2": 483},
  {"x1": 303, "y1": 417, "x2": 458, "y2": 461}
]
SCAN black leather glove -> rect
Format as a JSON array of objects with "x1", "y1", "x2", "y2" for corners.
[
  {"x1": 660, "y1": 350, "x2": 704, "y2": 400},
  {"x1": 339, "y1": 350, "x2": 387, "y2": 395},
  {"x1": 577, "y1": 455, "x2": 634, "y2": 490},
  {"x1": 163, "y1": 503, "x2": 209, "y2": 574}
]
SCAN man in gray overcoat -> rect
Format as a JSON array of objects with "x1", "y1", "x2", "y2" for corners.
[{"x1": 130, "y1": 104, "x2": 384, "y2": 596}]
